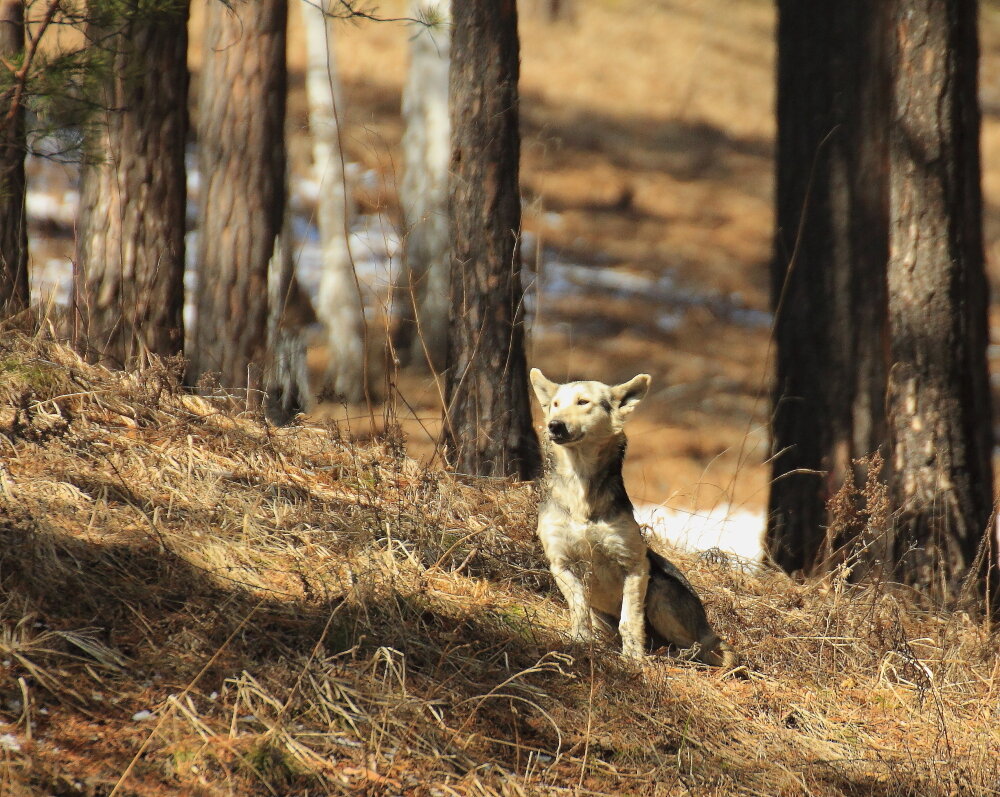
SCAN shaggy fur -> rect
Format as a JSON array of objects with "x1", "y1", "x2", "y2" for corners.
[{"x1": 531, "y1": 369, "x2": 738, "y2": 668}]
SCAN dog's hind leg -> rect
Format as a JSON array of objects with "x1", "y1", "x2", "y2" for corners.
[
  {"x1": 645, "y1": 551, "x2": 739, "y2": 670},
  {"x1": 550, "y1": 562, "x2": 592, "y2": 642}
]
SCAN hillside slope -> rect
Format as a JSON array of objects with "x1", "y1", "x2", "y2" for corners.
[{"x1": 1, "y1": 333, "x2": 998, "y2": 796}]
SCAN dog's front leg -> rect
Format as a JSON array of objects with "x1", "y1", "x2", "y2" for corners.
[
  {"x1": 550, "y1": 562, "x2": 592, "y2": 642},
  {"x1": 619, "y1": 559, "x2": 650, "y2": 659}
]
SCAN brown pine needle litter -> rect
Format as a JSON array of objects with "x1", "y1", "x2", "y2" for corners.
[{"x1": 1, "y1": 331, "x2": 999, "y2": 796}]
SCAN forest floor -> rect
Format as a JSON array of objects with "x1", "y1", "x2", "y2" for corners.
[
  {"x1": 7, "y1": 2, "x2": 1000, "y2": 792},
  {"x1": 1, "y1": 332, "x2": 999, "y2": 796}
]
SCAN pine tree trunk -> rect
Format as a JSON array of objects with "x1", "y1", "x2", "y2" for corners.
[
  {"x1": 303, "y1": 0, "x2": 367, "y2": 402},
  {"x1": 886, "y1": 0, "x2": 996, "y2": 604},
  {"x1": 394, "y1": 0, "x2": 451, "y2": 371},
  {"x1": 0, "y1": 0, "x2": 27, "y2": 317},
  {"x1": 767, "y1": 1, "x2": 889, "y2": 575},
  {"x1": 444, "y1": 0, "x2": 540, "y2": 480},
  {"x1": 189, "y1": 0, "x2": 287, "y2": 399},
  {"x1": 75, "y1": 1, "x2": 188, "y2": 365}
]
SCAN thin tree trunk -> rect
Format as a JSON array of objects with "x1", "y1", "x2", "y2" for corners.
[
  {"x1": 767, "y1": 1, "x2": 889, "y2": 575},
  {"x1": 75, "y1": 1, "x2": 188, "y2": 366},
  {"x1": 526, "y1": 0, "x2": 576, "y2": 23},
  {"x1": 303, "y1": 0, "x2": 366, "y2": 403},
  {"x1": 1, "y1": 0, "x2": 29, "y2": 316},
  {"x1": 443, "y1": 0, "x2": 540, "y2": 480},
  {"x1": 265, "y1": 190, "x2": 314, "y2": 425},
  {"x1": 395, "y1": 0, "x2": 450, "y2": 371},
  {"x1": 886, "y1": 0, "x2": 996, "y2": 605},
  {"x1": 189, "y1": 0, "x2": 286, "y2": 399}
]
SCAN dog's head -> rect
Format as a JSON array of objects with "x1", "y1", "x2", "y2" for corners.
[{"x1": 529, "y1": 369, "x2": 651, "y2": 448}]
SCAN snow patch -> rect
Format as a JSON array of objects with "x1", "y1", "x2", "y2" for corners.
[
  {"x1": 0, "y1": 733, "x2": 22, "y2": 752},
  {"x1": 635, "y1": 502, "x2": 765, "y2": 562}
]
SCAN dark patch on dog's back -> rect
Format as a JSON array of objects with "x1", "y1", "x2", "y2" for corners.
[{"x1": 647, "y1": 549, "x2": 696, "y2": 594}]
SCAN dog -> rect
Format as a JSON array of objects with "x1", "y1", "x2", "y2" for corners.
[{"x1": 530, "y1": 369, "x2": 738, "y2": 668}]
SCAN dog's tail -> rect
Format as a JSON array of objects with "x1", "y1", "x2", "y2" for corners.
[{"x1": 692, "y1": 631, "x2": 741, "y2": 671}]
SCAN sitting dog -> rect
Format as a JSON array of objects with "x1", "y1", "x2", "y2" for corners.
[{"x1": 530, "y1": 369, "x2": 738, "y2": 668}]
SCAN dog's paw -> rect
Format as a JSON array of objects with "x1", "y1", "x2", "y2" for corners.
[
  {"x1": 569, "y1": 628, "x2": 595, "y2": 645},
  {"x1": 621, "y1": 642, "x2": 645, "y2": 660}
]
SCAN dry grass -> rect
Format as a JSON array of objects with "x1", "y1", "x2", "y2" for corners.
[{"x1": 1, "y1": 330, "x2": 999, "y2": 796}]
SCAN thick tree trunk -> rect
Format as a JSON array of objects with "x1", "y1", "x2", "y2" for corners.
[
  {"x1": 394, "y1": 0, "x2": 451, "y2": 371},
  {"x1": 767, "y1": 1, "x2": 889, "y2": 575},
  {"x1": 443, "y1": 0, "x2": 540, "y2": 480},
  {"x1": 189, "y1": 0, "x2": 287, "y2": 399},
  {"x1": 886, "y1": 0, "x2": 996, "y2": 604},
  {"x1": 303, "y1": 0, "x2": 367, "y2": 402},
  {"x1": 75, "y1": 1, "x2": 188, "y2": 365},
  {"x1": 0, "y1": 0, "x2": 27, "y2": 318}
]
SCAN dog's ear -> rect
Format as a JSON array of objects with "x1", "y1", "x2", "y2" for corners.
[
  {"x1": 530, "y1": 368, "x2": 558, "y2": 407},
  {"x1": 610, "y1": 374, "x2": 651, "y2": 418}
]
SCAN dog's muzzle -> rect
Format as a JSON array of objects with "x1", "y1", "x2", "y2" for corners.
[{"x1": 547, "y1": 419, "x2": 579, "y2": 445}]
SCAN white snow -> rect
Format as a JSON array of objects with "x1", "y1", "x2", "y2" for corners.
[
  {"x1": 131, "y1": 709, "x2": 154, "y2": 722},
  {"x1": 30, "y1": 257, "x2": 73, "y2": 307},
  {"x1": 0, "y1": 733, "x2": 22, "y2": 752},
  {"x1": 523, "y1": 256, "x2": 772, "y2": 330},
  {"x1": 25, "y1": 188, "x2": 79, "y2": 227},
  {"x1": 635, "y1": 502, "x2": 765, "y2": 562}
]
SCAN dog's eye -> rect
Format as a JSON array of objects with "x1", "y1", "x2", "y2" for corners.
[
  {"x1": 553, "y1": 400, "x2": 560, "y2": 408},
  {"x1": 576, "y1": 398, "x2": 590, "y2": 406}
]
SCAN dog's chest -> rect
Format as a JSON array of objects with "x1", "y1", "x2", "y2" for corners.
[{"x1": 537, "y1": 500, "x2": 642, "y2": 569}]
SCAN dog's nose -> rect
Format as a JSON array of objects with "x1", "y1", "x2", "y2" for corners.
[{"x1": 548, "y1": 420, "x2": 567, "y2": 437}]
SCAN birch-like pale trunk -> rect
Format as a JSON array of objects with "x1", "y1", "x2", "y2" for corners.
[
  {"x1": 266, "y1": 178, "x2": 314, "y2": 425},
  {"x1": 395, "y1": 0, "x2": 450, "y2": 370},
  {"x1": 303, "y1": 0, "x2": 367, "y2": 402}
]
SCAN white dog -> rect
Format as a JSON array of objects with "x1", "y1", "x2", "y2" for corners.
[{"x1": 530, "y1": 369, "x2": 737, "y2": 667}]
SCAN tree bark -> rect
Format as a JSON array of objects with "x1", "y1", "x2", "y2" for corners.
[
  {"x1": 0, "y1": 0, "x2": 29, "y2": 317},
  {"x1": 75, "y1": 0, "x2": 188, "y2": 365},
  {"x1": 303, "y1": 0, "x2": 367, "y2": 402},
  {"x1": 189, "y1": 0, "x2": 287, "y2": 399},
  {"x1": 767, "y1": 1, "x2": 890, "y2": 575},
  {"x1": 886, "y1": 0, "x2": 996, "y2": 605},
  {"x1": 394, "y1": 0, "x2": 451, "y2": 372},
  {"x1": 443, "y1": 0, "x2": 540, "y2": 480}
]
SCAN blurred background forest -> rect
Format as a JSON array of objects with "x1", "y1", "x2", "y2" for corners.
[
  {"x1": 6, "y1": 0, "x2": 1000, "y2": 583},
  {"x1": 9, "y1": 0, "x2": 781, "y2": 528}
]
